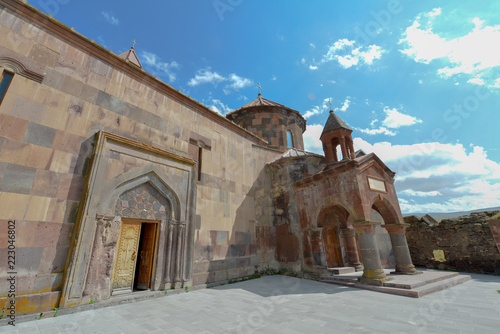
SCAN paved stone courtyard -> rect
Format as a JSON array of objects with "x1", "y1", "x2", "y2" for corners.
[{"x1": 1, "y1": 273, "x2": 499, "y2": 334}]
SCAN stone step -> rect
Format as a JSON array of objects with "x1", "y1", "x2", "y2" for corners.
[
  {"x1": 320, "y1": 273, "x2": 472, "y2": 298},
  {"x1": 413, "y1": 275, "x2": 472, "y2": 298},
  {"x1": 327, "y1": 267, "x2": 356, "y2": 275},
  {"x1": 383, "y1": 272, "x2": 460, "y2": 290}
]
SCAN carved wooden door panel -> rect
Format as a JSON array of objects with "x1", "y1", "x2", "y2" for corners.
[
  {"x1": 112, "y1": 222, "x2": 141, "y2": 294},
  {"x1": 324, "y1": 227, "x2": 340, "y2": 268},
  {"x1": 136, "y1": 223, "x2": 157, "y2": 290}
]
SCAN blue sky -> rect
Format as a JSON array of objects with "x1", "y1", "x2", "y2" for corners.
[{"x1": 35, "y1": 0, "x2": 500, "y2": 214}]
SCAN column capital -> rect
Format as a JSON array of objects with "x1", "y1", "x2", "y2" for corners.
[
  {"x1": 353, "y1": 220, "x2": 381, "y2": 234},
  {"x1": 384, "y1": 223, "x2": 409, "y2": 234},
  {"x1": 341, "y1": 227, "x2": 356, "y2": 238}
]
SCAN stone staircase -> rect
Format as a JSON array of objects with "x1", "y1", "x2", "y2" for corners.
[{"x1": 321, "y1": 268, "x2": 471, "y2": 297}]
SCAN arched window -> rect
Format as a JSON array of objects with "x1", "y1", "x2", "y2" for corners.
[
  {"x1": 287, "y1": 130, "x2": 294, "y2": 148},
  {"x1": 0, "y1": 70, "x2": 13, "y2": 106}
]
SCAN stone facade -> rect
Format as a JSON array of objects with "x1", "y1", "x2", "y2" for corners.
[
  {"x1": 0, "y1": 0, "x2": 414, "y2": 316},
  {"x1": 405, "y1": 212, "x2": 500, "y2": 275}
]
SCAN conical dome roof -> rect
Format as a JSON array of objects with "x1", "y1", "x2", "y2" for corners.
[
  {"x1": 320, "y1": 110, "x2": 352, "y2": 139},
  {"x1": 119, "y1": 46, "x2": 142, "y2": 68}
]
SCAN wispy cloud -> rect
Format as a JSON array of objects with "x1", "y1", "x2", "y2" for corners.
[
  {"x1": 141, "y1": 51, "x2": 180, "y2": 82},
  {"x1": 357, "y1": 106, "x2": 421, "y2": 136},
  {"x1": 203, "y1": 96, "x2": 233, "y2": 115},
  {"x1": 382, "y1": 107, "x2": 422, "y2": 128},
  {"x1": 188, "y1": 70, "x2": 225, "y2": 86},
  {"x1": 400, "y1": 8, "x2": 500, "y2": 88},
  {"x1": 303, "y1": 97, "x2": 352, "y2": 119},
  {"x1": 101, "y1": 11, "x2": 119, "y2": 25},
  {"x1": 188, "y1": 69, "x2": 253, "y2": 94},
  {"x1": 335, "y1": 97, "x2": 351, "y2": 112},
  {"x1": 316, "y1": 38, "x2": 383, "y2": 69},
  {"x1": 357, "y1": 127, "x2": 397, "y2": 136}
]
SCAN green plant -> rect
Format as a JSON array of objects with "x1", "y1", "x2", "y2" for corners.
[
  {"x1": 89, "y1": 300, "x2": 94, "y2": 304},
  {"x1": 0, "y1": 306, "x2": 5, "y2": 319},
  {"x1": 184, "y1": 286, "x2": 189, "y2": 293},
  {"x1": 38, "y1": 313, "x2": 43, "y2": 320},
  {"x1": 52, "y1": 307, "x2": 59, "y2": 317},
  {"x1": 497, "y1": 290, "x2": 500, "y2": 294}
]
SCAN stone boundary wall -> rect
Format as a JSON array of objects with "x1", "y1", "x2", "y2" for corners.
[{"x1": 404, "y1": 211, "x2": 500, "y2": 275}]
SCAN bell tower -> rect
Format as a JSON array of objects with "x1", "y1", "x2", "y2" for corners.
[{"x1": 320, "y1": 108, "x2": 355, "y2": 164}]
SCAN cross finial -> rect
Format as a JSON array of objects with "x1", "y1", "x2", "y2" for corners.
[
  {"x1": 257, "y1": 83, "x2": 262, "y2": 95},
  {"x1": 131, "y1": 39, "x2": 137, "y2": 48}
]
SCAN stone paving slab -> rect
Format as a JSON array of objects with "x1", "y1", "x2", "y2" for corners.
[{"x1": 1, "y1": 272, "x2": 499, "y2": 333}]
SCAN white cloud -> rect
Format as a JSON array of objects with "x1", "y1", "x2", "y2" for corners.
[
  {"x1": 357, "y1": 107, "x2": 421, "y2": 136},
  {"x1": 303, "y1": 124, "x2": 324, "y2": 154},
  {"x1": 335, "y1": 97, "x2": 351, "y2": 112},
  {"x1": 204, "y1": 97, "x2": 233, "y2": 115},
  {"x1": 382, "y1": 107, "x2": 422, "y2": 129},
  {"x1": 357, "y1": 127, "x2": 396, "y2": 136},
  {"x1": 400, "y1": 8, "x2": 500, "y2": 88},
  {"x1": 141, "y1": 51, "x2": 180, "y2": 82},
  {"x1": 310, "y1": 43, "x2": 316, "y2": 50},
  {"x1": 227, "y1": 73, "x2": 253, "y2": 90},
  {"x1": 354, "y1": 138, "x2": 500, "y2": 213},
  {"x1": 467, "y1": 78, "x2": 485, "y2": 86},
  {"x1": 309, "y1": 65, "x2": 318, "y2": 70},
  {"x1": 271, "y1": 75, "x2": 277, "y2": 81},
  {"x1": 101, "y1": 11, "x2": 119, "y2": 25},
  {"x1": 321, "y1": 39, "x2": 383, "y2": 69},
  {"x1": 188, "y1": 70, "x2": 225, "y2": 87},
  {"x1": 188, "y1": 70, "x2": 253, "y2": 94},
  {"x1": 400, "y1": 189, "x2": 442, "y2": 197}
]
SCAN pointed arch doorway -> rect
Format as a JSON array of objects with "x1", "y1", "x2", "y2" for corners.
[{"x1": 111, "y1": 219, "x2": 160, "y2": 295}]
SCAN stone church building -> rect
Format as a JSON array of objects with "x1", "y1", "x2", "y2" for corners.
[{"x1": 0, "y1": 0, "x2": 417, "y2": 315}]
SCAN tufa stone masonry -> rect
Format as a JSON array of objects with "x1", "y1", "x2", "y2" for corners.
[{"x1": 0, "y1": 0, "x2": 419, "y2": 315}]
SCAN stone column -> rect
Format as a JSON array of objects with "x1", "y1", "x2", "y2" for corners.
[
  {"x1": 341, "y1": 228, "x2": 363, "y2": 271},
  {"x1": 339, "y1": 137, "x2": 348, "y2": 160},
  {"x1": 354, "y1": 221, "x2": 392, "y2": 285},
  {"x1": 348, "y1": 140, "x2": 356, "y2": 159},
  {"x1": 174, "y1": 222, "x2": 186, "y2": 288},
  {"x1": 384, "y1": 224, "x2": 420, "y2": 275},
  {"x1": 325, "y1": 142, "x2": 335, "y2": 163},
  {"x1": 163, "y1": 221, "x2": 175, "y2": 287}
]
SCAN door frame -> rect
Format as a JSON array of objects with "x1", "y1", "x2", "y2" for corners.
[{"x1": 111, "y1": 218, "x2": 161, "y2": 295}]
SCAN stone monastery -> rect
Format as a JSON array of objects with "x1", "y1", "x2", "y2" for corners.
[{"x1": 0, "y1": 0, "x2": 418, "y2": 315}]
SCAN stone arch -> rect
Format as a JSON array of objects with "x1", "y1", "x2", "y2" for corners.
[
  {"x1": 115, "y1": 182, "x2": 172, "y2": 221},
  {"x1": 101, "y1": 167, "x2": 183, "y2": 222},
  {"x1": 371, "y1": 197, "x2": 400, "y2": 224},
  {"x1": 0, "y1": 57, "x2": 44, "y2": 82},
  {"x1": 316, "y1": 204, "x2": 354, "y2": 268},
  {"x1": 317, "y1": 204, "x2": 352, "y2": 228}
]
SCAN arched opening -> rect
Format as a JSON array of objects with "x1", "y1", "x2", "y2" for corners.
[
  {"x1": 371, "y1": 200, "x2": 399, "y2": 268},
  {"x1": 112, "y1": 182, "x2": 172, "y2": 294},
  {"x1": 317, "y1": 205, "x2": 351, "y2": 268}
]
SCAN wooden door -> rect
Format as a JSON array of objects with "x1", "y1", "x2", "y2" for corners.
[
  {"x1": 112, "y1": 222, "x2": 142, "y2": 294},
  {"x1": 324, "y1": 227, "x2": 341, "y2": 268},
  {"x1": 136, "y1": 223, "x2": 157, "y2": 290}
]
